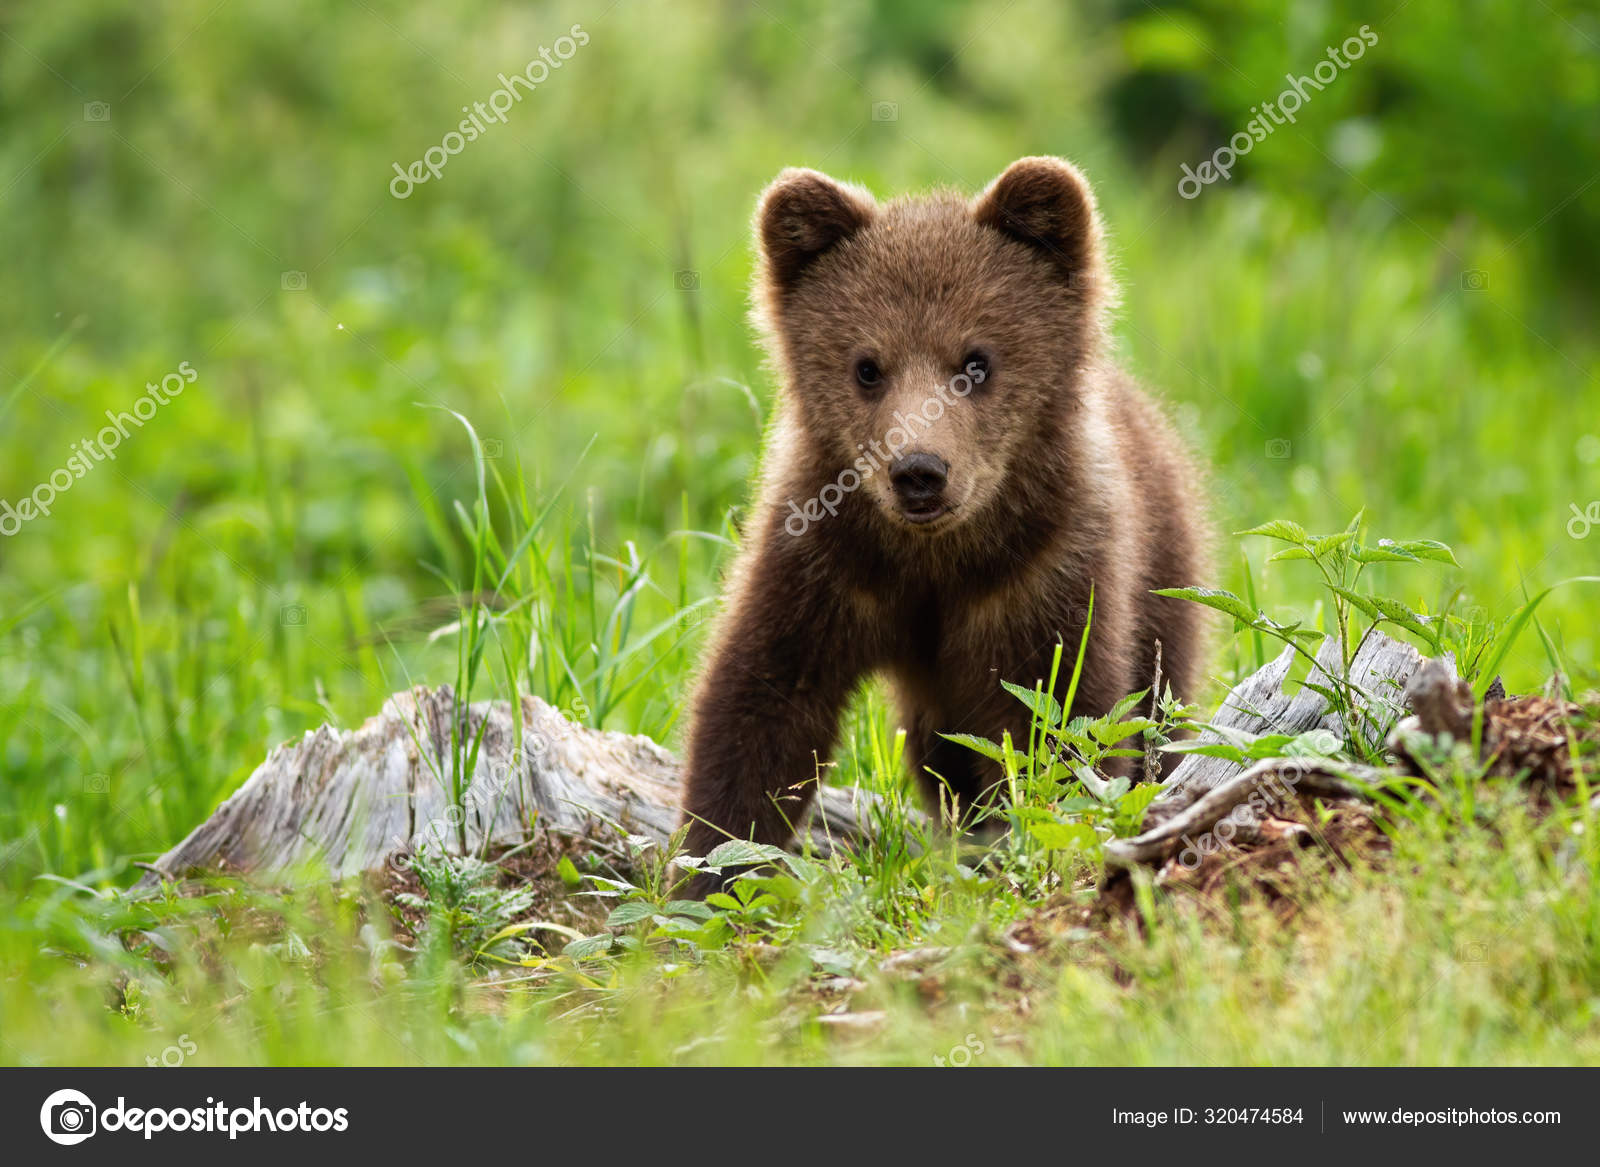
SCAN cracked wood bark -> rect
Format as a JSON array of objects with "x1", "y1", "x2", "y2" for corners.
[{"x1": 141, "y1": 633, "x2": 1431, "y2": 890}]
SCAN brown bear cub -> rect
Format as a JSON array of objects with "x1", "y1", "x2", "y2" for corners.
[{"x1": 680, "y1": 156, "x2": 1210, "y2": 877}]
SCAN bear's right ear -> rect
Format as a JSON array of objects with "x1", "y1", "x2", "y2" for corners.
[{"x1": 757, "y1": 168, "x2": 876, "y2": 295}]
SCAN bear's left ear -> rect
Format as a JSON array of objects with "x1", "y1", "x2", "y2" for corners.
[{"x1": 971, "y1": 156, "x2": 1102, "y2": 282}]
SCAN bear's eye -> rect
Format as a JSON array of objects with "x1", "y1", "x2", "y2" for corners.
[
  {"x1": 961, "y1": 350, "x2": 992, "y2": 383},
  {"x1": 854, "y1": 358, "x2": 883, "y2": 390}
]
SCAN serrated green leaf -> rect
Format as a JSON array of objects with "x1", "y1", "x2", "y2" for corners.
[
  {"x1": 1152, "y1": 586, "x2": 1259, "y2": 625},
  {"x1": 1244, "y1": 733, "x2": 1300, "y2": 758},
  {"x1": 1116, "y1": 783, "x2": 1163, "y2": 832},
  {"x1": 1351, "y1": 543, "x2": 1419, "y2": 564},
  {"x1": 1334, "y1": 590, "x2": 1433, "y2": 642},
  {"x1": 1009, "y1": 805, "x2": 1057, "y2": 824},
  {"x1": 1368, "y1": 594, "x2": 1423, "y2": 623},
  {"x1": 1267, "y1": 546, "x2": 1315, "y2": 562},
  {"x1": 1398, "y1": 539, "x2": 1460, "y2": 566},
  {"x1": 1104, "y1": 689, "x2": 1150, "y2": 724},
  {"x1": 702, "y1": 839, "x2": 790, "y2": 869},
  {"x1": 1055, "y1": 796, "x2": 1104, "y2": 815},
  {"x1": 1001, "y1": 680, "x2": 1063, "y2": 727},
  {"x1": 581, "y1": 875, "x2": 638, "y2": 893},
  {"x1": 606, "y1": 901, "x2": 657, "y2": 927},
  {"x1": 1089, "y1": 719, "x2": 1133, "y2": 744},
  {"x1": 1159, "y1": 740, "x2": 1249, "y2": 761},
  {"x1": 1235, "y1": 519, "x2": 1309, "y2": 544},
  {"x1": 655, "y1": 915, "x2": 709, "y2": 934},
  {"x1": 1311, "y1": 531, "x2": 1356, "y2": 559},
  {"x1": 1091, "y1": 717, "x2": 1159, "y2": 743},
  {"x1": 940, "y1": 732, "x2": 1007, "y2": 763},
  {"x1": 1285, "y1": 729, "x2": 1344, "y2": 757},
  {"x1": 1332, "y1": 586, "x2": 1381, "y2": 620},
  {"x1": 661, "y1": 900, "x2": 714, "y2": 920},
  {"x1": 562, "y1": 934, "x2": 614, "y2": 959}
]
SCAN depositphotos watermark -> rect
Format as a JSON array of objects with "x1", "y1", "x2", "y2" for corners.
[
  {"x1": 1172, "y1": 752, "x2": 1329, "y2": 871},
  {"x1": 390, "y1": 24, "x2": 589, "y2": 198},
  {"x1": 146, "y1": 1033, "x2": 198, "y2": 1068},
  {"x1": 1568, "y1": 501, "x2": 1600, "y2": 539},
  {"x1": 1178, "y1": 24, "x2": 1378, "y2": 199},
  {"x1": 933, "y1": 1033, "x2": 986, "y2": 1067},
  {"x1": 40, "y1": 1088, "x2": 348, "y2": 1145},
  {"x1": 785, "y1": 360, "x2": 988, "y2": 536},
  {"x1": 0, "y1": 361, "x2": 197, "y2": 537}
]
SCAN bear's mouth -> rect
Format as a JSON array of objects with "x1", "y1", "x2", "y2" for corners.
[{"x1": 897, "y1": 500, "x2": 951, "y2": 525}]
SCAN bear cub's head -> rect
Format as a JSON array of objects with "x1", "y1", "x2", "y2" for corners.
[{"x1": 755, "y1": 156, "x2": 1112, "y2": 536}]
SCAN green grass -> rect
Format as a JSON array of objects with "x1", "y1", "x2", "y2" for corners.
[
  {"x1": 6, "y1": 763, "x2": 1600, "y2": 1067},
  {"x1": 2, "y1": 0, "x2": 1599, "y2": 1066}
]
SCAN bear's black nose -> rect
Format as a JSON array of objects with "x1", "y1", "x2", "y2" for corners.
[{"x1": 889, "y1": 453, "x2": 949, "y2": 509}]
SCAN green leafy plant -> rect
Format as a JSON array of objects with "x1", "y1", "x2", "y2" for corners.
[
  {"x1": 558, "y1": 831, "x2": 817, "y2": 970},
  {"x1": 941, "y1": 594, "x2": 1190, "y2": 879},
  {"x1": 393, "y1": 850, "x2": 536, "y2": 969},
  {"x1": 1156, "y1": 512, "x2": 1461, "y2": 760}
]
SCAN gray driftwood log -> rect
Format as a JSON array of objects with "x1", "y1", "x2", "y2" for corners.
[{"x1": 142, "y1": 633, "x2": 1434, "y2": 890}]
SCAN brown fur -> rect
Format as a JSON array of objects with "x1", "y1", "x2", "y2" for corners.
[{"x1": 680, "y1": 157, "x2": 1211, "y2": 875}]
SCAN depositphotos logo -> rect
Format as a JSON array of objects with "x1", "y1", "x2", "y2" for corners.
[
  {"x1": 39, "y1": 1088, "x2": 349, "y2": 1144},
  {"x1": 40, "y1": 1089, "x2": 96, "y2": 1146}
]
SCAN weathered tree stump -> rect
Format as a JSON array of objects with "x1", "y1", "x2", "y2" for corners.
[{"x1": 138, "y1": 687, "x2": 883, "y2": 889}]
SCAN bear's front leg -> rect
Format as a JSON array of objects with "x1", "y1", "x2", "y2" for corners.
[{"x1": 679, "y1": 556, "x2": 866, "y2": 892}]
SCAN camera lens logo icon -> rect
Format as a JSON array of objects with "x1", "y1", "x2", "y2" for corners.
[{"x1": 40, "y1": 1089, "x2": 97, "y2": 1145}]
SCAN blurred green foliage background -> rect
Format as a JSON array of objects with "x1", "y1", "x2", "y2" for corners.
[{"x1": 1, "y1": 0, "x2": 1597, "y2": 888}]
